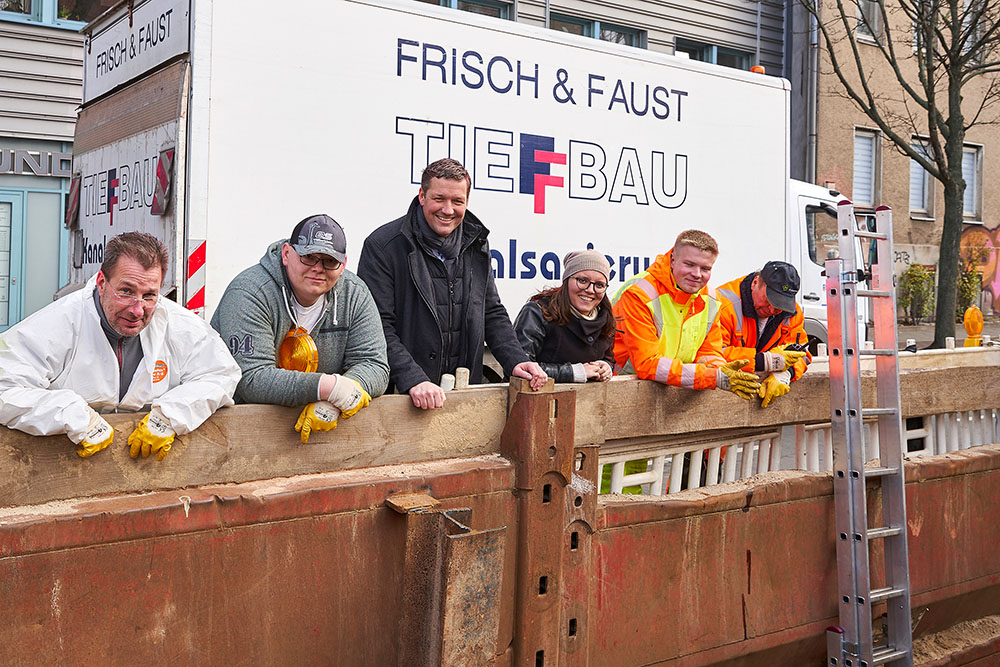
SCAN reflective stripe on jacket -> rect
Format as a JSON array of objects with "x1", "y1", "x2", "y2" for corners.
[
  {"x1": 715, "y1": 273, "x2": 811, "y2": 380},
  {"x1": 611, "y1": 249, "x2": 725, "y2": 390}
]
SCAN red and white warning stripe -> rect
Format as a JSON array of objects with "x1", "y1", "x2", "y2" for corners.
[
  {"x1": 151, "y1": 146, "x2": 175, "y2": 216},
  {"x1": 65, "y1": 174, "x2": 81, "y2": 228},
  {"x1": 186, "y1": 239, "x2": 206, "y2": 317}
]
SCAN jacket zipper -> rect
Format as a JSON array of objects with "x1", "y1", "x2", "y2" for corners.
[{"x1": 115, "y1": 338, "x2": 124, "y2": 413}]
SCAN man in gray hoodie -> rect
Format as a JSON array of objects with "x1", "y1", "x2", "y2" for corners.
[{"x1": 212, "y1": 215, "x2": 389, "y2": 442}]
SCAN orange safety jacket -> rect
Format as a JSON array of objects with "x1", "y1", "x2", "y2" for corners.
[
  {"x1": 611, "y1": 250, "x2": 726, "y2": 390},
  {"x1": 715, "y1": 273, "x2": 811, "y2": 381}
]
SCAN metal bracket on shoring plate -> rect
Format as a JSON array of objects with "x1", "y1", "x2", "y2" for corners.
[{"x1": 387, "y1": 491, "x2": 506, "y2": 667}]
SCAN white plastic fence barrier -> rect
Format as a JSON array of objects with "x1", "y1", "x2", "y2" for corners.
[
  {"x1": 598, "y1": 410, "x2": 999, "y2": 496},
  {"x1": 599, "y1": 432, "x2": 780, "y2": 495}
]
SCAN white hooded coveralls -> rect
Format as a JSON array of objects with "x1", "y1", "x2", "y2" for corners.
[{"x1": 0, "y1": 275, "x2": 241, "y2": 443}]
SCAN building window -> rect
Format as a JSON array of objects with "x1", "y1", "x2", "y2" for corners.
[
  {"x1": 57, "y1": 0, "x2": 114, "y2": 22},
  {"x1": 0, "y1": 0, "x2": 31, "y2": 14},
  {"x1": 857, "y1": 0, "x2": 881, "y2": 38},
  {"x1": 909, "y1": 139, "x2": 933, "y2": 216},
  {"x1": 963, "y1": 145, "x2": 983, "y2": 220},
  {"x1": 675, "y1": 38, "x2": 751, "y2": 70},
  {"x1": 0, "y1": 0, "x2": 113, "y2": 25},
  {"x1": 853, "y1": 129, "x2": 879, "y2": 207},
  {"x1": 417, "y1": 0, "x2": 511, "y2": 20},
  {"x1": 550, "y1": 13, "x2": 645, "y2": 48}
]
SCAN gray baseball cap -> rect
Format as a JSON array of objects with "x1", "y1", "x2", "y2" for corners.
[{"x1": 290, "y1": 214, "x2": 347, "y2": 262}]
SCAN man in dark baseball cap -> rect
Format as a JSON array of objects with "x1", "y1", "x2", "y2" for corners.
[
  {"x1": 758, "y1": 261, "x2": 800, "y2": 313},
  {"x1": 212, "y1": 214, "x2": 389, "y2": 443},
  {"x1": 290, "y1": 214, "x2": 347, "y2": 264},
  {"x1": 714, "y1": 260, "x2": 811, "y2": 408}
]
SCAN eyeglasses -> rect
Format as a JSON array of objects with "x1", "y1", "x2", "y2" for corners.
[
  {"x1": 112, "y1": 289, "x2": 158, "y2": 306},
  {"x1": 573, "y1": 276, "x2": 608, "y2": 293},
  {"x1": 298, "y1": 253, "x2": 342, "y2": 271}
]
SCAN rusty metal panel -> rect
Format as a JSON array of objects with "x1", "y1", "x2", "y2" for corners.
[
  {"x1": 589, "y1": 448, "x2": 1000, "y2": 666},
  {"x1": 441, "y1": 526, "x2": 506, "y2": 665},
  {"x1": 501, "y1": 389, "x2": 580, "y2": 666},
  {"x1": 502, "y1": 390, "x2": 576, "y2": 491},
  {"x1": 397, "y1": 506, "x2": 506, "y2": 667},
  {"x1": 562, "y1": 444, "x2": 598, "y2": 666},
  {"x1": 0, "y1": 457, "x2": 515, "y2": 667}
]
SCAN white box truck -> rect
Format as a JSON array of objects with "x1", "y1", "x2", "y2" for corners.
[{"x1": 66, "y1": 0, "x2": 854, "y2": 349}]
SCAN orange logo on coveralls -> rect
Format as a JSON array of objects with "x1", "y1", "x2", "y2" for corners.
[{"x1": 152, "y1": 360, "x2": 168, "y2": 382}]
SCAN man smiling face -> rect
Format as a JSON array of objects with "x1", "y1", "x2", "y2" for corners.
[{"x1": 418, "y1": 176, "x2": 469, "y2": 238}]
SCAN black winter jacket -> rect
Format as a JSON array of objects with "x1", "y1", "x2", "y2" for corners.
[
  {"x1": 513, "y1": 297, "x2": 615, "y2": 383},
  {"x1": 357, "y1": 197, "x2": 529, "y2": 393}
]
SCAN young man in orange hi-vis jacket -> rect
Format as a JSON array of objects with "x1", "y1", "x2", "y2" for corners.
[
  {"x1": 611, "y1": 229, "x2": 759, "y2": 398},
  {"x1": 715, "y1": 261, "x2": 811, "y2": 408},
  {"x1": 604, "y1": 230, "x2": 761, "y2": 494}
]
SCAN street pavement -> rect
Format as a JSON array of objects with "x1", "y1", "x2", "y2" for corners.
[{"x1": 896, "y1": 319, "x2": 1000, "y2": 348}]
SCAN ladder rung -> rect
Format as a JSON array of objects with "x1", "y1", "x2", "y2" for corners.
[
  {"x1": 857, "y1": 289, "x2": 892, "y2": 298},
  {"x1": 854, "y1": 230, "x2": 889, "y2": 240},
  {"x1": 863, "y1": 408, "x2": 897, "y2": 416},
  {"x1": 870, "y1": 586, "x2": 906, "y2": 603},
  {"x1": 867, "y1": 526, "x2": 902, "y2": 540},
  {"x1": 865, "y1": 466, "x2": 899, "y2": 478},
  {"x1": 873, "y1": 646, "x2": 910, "y2": 665},
  {"x1": 859, "y1": 349, "x2": 896, "y2": 356}
]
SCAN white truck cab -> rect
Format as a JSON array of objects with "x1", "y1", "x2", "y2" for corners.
[{"x1": 789, "y1": 179, "x2": 869, "y2": 351}]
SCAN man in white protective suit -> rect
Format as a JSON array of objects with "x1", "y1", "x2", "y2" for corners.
[{"x1": 0, "y1": 232, "x2": 241, "y2": 461}]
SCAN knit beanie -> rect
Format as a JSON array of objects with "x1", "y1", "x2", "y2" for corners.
[{"x1": 562, "y1": 250, "x2": 611, "y2": 281}]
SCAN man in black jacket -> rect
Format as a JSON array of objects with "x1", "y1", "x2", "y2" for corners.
[{"x1": 358, "y1": 158, "x2": 547, "y2": 409}]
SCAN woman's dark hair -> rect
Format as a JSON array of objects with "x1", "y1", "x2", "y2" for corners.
[{"x1": 530, "y1": 279, "x2": 616, "y2": 339}]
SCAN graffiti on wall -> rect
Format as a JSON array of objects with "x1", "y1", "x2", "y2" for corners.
[{"x1": 960, "y1": 225, "x2": 1000, "y2": 312}]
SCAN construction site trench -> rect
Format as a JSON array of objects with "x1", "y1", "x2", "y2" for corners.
[{"x1": 2, "y1": 348, "x2": 999, "y2": 666}]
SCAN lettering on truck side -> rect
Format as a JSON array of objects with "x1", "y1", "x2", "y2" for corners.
[
  {"x1": 396, "y1": 38, "x2": 688, "y2": 120},
  {"x1": 93, "y1": 9, "x2": 174, "y2": 78},
  {"x1": 396, "y1": 117, "x2": 688, "y2": 215}
]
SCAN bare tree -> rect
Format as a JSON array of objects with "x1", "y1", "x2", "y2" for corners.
[{"x1": 800, "y1": 0, "x2": 1000, "y2": 347}]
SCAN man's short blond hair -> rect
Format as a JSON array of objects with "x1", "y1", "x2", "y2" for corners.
[{"x1": 674, "y1": 229, "x2": 719, "y2": 256}]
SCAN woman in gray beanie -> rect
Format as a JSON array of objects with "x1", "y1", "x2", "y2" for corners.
[{"x1": 513, "y1": 250, "x2": 616, "y2": 383}]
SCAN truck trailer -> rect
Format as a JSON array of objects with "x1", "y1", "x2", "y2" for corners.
[{"x1": 66, "y1": 0, "x2": 856, "y2": 347}]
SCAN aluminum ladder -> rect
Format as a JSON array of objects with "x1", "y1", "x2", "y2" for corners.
[{"x1": 825, "y1": 202, "x2": 913, "y2": 667}]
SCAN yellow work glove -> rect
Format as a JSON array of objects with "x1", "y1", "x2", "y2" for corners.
[
  {"x1": 295, "y1": 400, "x2": 341, "y2": 444},
  {"x1": 128, "y1": 407, "x2": 176, "y2": 461},
  {"x1": 716, "y1": 359, "x2": 761, "y2": 400},
  {"x1": 758, "y1": 370, "x2": 792, "y2": 408},
  {"x1": 325, "y1": 375, "x2": 371, "y2": 419},
  {"x1": 760, "y1": 345, "x2": 808, "y2": 373},
  {"x1": 77, "y1": 408, "x2": 114, "y2": 458}
]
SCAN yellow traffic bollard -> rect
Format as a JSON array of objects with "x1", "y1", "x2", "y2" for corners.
[{"x1": 964, "y1": 306, "x2": 984, "y2": 347}]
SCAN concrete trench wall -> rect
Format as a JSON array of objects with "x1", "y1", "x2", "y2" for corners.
[{"x1": 2, "y1": 362, "x2": 1000, "y2": 665}]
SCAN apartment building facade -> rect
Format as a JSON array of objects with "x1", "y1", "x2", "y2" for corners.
[
  {"x1": 788, "y1": 1, "x2": 1000, "y2": 316},
  {"x1": 418, "y1": 0, "x2": 787, "y2": 74}
]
